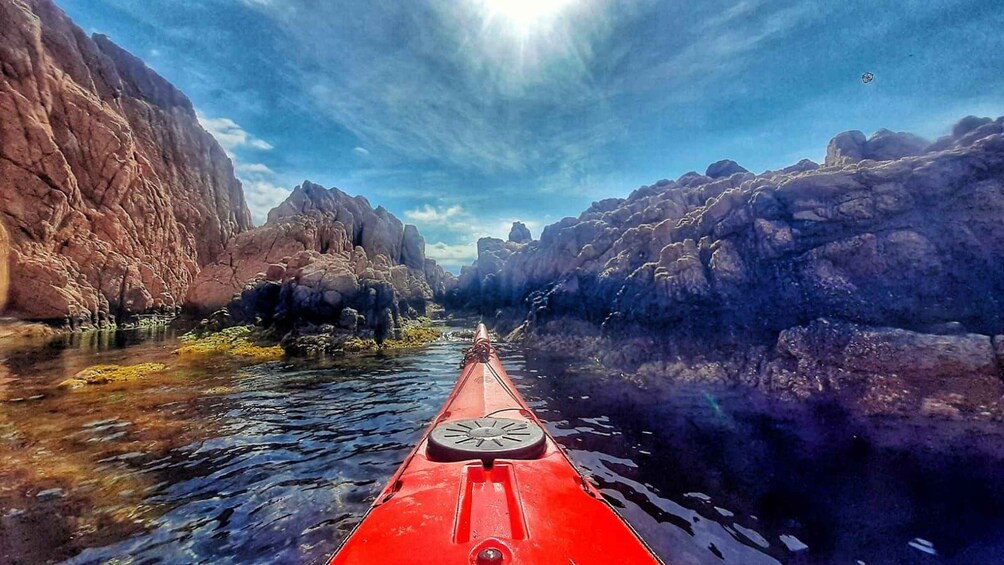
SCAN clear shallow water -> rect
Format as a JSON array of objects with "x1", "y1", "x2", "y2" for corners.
[{"x1": 1, "y1": 326, "x2": 1003, "y2": 564}]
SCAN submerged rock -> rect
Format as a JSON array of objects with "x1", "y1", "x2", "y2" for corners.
[
  {"x1": 775, "y1": 318, "x2": 998, "y2": 380},
  {"x1": 175, "y1": 326, "x2": 284, "y2": 361},
  {"x1": 35, "y1": 488, "x2": 66, "y2": 501},
  {"x1": 59, "y1": 363, "x2": 168, "y2": 389}
]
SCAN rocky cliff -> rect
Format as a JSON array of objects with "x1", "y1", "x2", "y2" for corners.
[
  {"x1": 458, "y1": 116, "x2": 1004, "y2": 336},
  {"x1": 189, "y1": 181, "x2": 453, "y2": 345},
  {"x1": 454, "y1": 116, "x2": 1004, "y2": 417},
  {"x1": 0, "y1": 0, "x2": 252, "y2": 327}
]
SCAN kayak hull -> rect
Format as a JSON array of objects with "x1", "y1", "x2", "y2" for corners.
[{"x1": 329, "y1": 324, "x2": 661, "y2": 564}]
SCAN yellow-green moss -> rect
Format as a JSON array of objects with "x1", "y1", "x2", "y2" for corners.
[
  {"x1": 345, "y1": 323, "x2": 442, "y2": 352},
  {"x1": 394, "y1": 325, "x2": 442, "y2": 348},
  {"x1": 175, "y1": 326, "x2": 284, "y2": 361},
  {"x1": 343, "y1": 336, "x2": 373, "y2": 352},
  {"x1": 59, "y1": 363, "x2": 168, "y2": 389}
]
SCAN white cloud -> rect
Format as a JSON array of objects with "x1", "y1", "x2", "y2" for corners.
[
  {"x1": 242, "y1": 178, "x2": 291, "y2": 225},
  {"x1": 197, "y1": 112, "x2": 274, "y2": 154},
  {"x1": 257, "y1": 1, "x2": 625, "y2": 175},
  {"x1": 405, "y1": 202, "x2": 544, "y2": 242},
  {"x1": 232, "y1": 159, "x2": 290, "y2": 225},
  {"x1": 401, "y1": 202, "x2": 547, "y2": 271},
  {"x1": 404, "y1": 204, "x2": 466, "y2": 224},
  {"x1": 196, "y1": 111, "x2": 286, "y2": 224},
  {"x1": 426, "y1": 241, "x2": 478, "y2": 269},
  {"x1": 236, "y1": 162, "x2": 275, "y2": 175},
  {"x1": 352, "y1": 146, "x2": 370, "y2": 158}
]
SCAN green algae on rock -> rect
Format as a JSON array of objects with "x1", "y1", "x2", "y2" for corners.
[{"x1": 175, "y1": 326, "x2": 284, "y2": 361}]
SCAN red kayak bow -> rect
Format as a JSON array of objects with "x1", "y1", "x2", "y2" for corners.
[{"x1": 329, "y1": 324, "x2": 661, "y2": 564}]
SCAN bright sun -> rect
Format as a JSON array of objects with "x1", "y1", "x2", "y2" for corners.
[{"x1": 481, "y1": 0, "x2": 575, "y2": 32}]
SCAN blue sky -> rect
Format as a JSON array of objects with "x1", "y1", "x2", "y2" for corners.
[{"x1": 60, "y1": 0, "x2": 1004, "y2": 270}]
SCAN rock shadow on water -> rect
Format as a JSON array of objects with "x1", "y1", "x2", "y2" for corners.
[{"x1": 502, "y1": 347, "x2": 1004, "y2": 564}]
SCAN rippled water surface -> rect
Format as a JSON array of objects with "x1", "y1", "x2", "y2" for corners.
[{"x1": 2, "y1": 324, "x2": 1003, "y2": 564}]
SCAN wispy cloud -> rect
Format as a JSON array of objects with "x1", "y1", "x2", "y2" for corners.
[
  {"x1": 197, "y1": 112, "x2": 274, "y2": 154},
  {"x1": 241, "y1": 0, "x2": 625, "y2": 175},
  {"x1": 198, "y1": 111, "x2": 288, "y2": 224},
  {"x1": 402, "y1": 201, "x2": 544, "y2": 270},
  {"x1": 404, "y1": 204, "x2": 466, "y2": 224}
]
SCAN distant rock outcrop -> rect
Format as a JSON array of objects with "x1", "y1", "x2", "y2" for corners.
[
  {"x1": 508, "y1": 221, "x2": 532, "y2": 244},
  {"x1": 189, "y1": 181, "x2": 453, "y2": 343},
  {"x1": 824, "y1": 128, "x2": 928, "y2": 167},
  {"x1": 0, "y1": 0, "x2": 251, "y2": 326},
  {"x1": 705, "y1": 159, "x2": 748, "y2": 179}
]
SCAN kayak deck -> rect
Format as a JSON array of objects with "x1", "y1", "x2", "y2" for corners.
[{"x1": 329, "y1": 324, "x2": 661, "y2": 564}]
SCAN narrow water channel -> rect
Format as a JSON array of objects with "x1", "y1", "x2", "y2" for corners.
[{"x1": 1, "y1": 325, "x2": 1002, "y2": 564}]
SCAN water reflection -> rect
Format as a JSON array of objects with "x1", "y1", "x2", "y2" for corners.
[{"x1": 500, "y1": 347, "x2": 1004, "y2": 565}]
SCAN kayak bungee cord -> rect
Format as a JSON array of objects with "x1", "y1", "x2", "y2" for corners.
[{"x1": 461, "y1": 332, "x2": 528, "y2": 415}]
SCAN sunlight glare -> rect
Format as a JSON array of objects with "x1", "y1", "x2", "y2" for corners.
[{"x1": 481, "y1": 0, "x2": 576, "y2": 32}]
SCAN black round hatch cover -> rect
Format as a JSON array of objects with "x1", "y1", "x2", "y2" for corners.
[{"x1": 427, "y1": 418, "x2": 546, "y2": 462}]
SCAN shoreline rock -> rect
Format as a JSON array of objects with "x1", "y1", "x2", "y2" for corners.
[
  {"x1": 508, "y1": 315, "x2": 1004, "y2": 421},
  {"x1": 452, "y1": 114, "x2": 1004, "y2": 338},
  {"x1": 174, "y1": 326, "x2": 284, "y2": 361}
]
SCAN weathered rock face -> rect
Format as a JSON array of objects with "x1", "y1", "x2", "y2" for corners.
[
  {"x1": 775, "y1": 318, "x2": 999, "y2": 381},
  {"x1": 188, "y1": 181, "x2": 453, "y2": 343},
  {"x1": 824, "y1": 128, "x2": 929, "y2": 167},
  {"x1": 0, "y1": 0, "x2": 251, "y2": 325},
  {"x1": 0, "y1": 221, "x2": 9, "y2": 311},
  {"x1": 456, "y1": 115, "x2": 1004, "y2": 337},
  {"x1": 267, "y1": 181, "x2": 407, "y2": 261},
  {"x1": 767, "y1": 318, "x2": 1004, "y2": 417}
]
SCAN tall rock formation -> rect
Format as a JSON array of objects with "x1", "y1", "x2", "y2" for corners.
[
  {"x1": 0, "y1": 0, "x2": 252, "y2": 326},
  {"x1": 188, "y1": 181, "x2": 453, "y2": 343}
]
